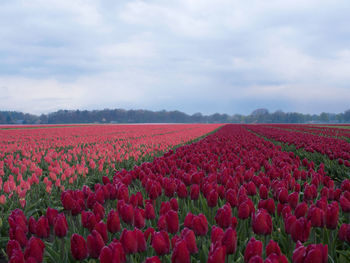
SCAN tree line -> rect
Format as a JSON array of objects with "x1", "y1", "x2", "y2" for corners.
[{"x1": 0, "y1": 108, "x2": 350, "y2": 124}]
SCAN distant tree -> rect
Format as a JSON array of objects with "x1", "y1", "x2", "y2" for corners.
[
  {"x1": 319, "y1": 112, "x2": 329, "y2": 123},
  {"x1": 344, "y1": 109, "x2": 350, "y2": 122},
  {"x1": 1, "y1": 108, "x2": 349, "y2": 124}
]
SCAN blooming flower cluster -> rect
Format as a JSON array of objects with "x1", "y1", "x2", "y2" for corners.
[{"x1": 4, "y1": 124, "x2": 350, "y2": 262}]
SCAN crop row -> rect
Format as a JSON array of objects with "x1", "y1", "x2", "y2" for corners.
[
  {"x1": 262, "y1": 124, "x2": 350, "y2": 142},
  {"x1": 247, "y1": 125, "x2": 350, "y2": 169}
]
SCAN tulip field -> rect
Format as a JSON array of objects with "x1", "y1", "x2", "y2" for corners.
[{"x1": 2, "y1": 124, "x2": 350, "y2": 263}]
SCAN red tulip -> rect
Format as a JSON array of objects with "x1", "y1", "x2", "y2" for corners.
[
  {"x1": 190, "y1": 184, "x2": 200, "y2": 200},
  {"x1": 87, "y1": 193, "x2": 97, "y2": 209},
  {"x1": 207, "y1": 190, "x2": 218, "y2": 207},
  {"x1": 307, "y1": 205, "x2": 324, "y2": 228},
  {"x1": 94, "y1": 221, "x2": 108, "y2": 242},
  {"x1": 145, "y1": 202, "x2": 156, "y2": 219},
  {"x1": 9, "y1": 250, "x2": 25, "y2": 263},
  {"x1": 160, "y1": 202, "x2": 172, "y2": 216},
  {"x1": 120, "y1": 229, "x2": 137, "y2": 254},
  {"x1": 292, "y1": 241, "x2": 327, "y2": 263},
  {"x1": 99, "y1": 242, "x2": 127, "y2": 262},
  {"x1": 238, "y1": 201, "x2": 251, "y2": 219},
  {"x1": 144, "y1": 256, "x2": 162, "y2": 263},
  {"x1": 284, "y1": 214, "x2": 296, "y2": 234},
  {"x1": 192, "y1": 214, "x2": 208, "y2": 236},
  {"x1": 211, "y1": 225, "x2": 224, "y2": 244},
  {"x1": 288, "y1": 192, "x2": 299, "y2": 209},
  {"x1": 152, "y1": 231, "x2": 170, "y2": 255},
  {"x1": 93, "y1": 202, "x2": 105, "y2": 222},
  {"x1": 264, "y1": 198, "x2": 276, "y2": 215},
  {"x1": 325, "y1": 201, "x2": 339, "y2": 229},
  {"x1": 265, "y1": 253, "x2": 288, "y2": 263},
  {"x1": 340, "y1": 195, "x2": 350, "y2": 213},
  {"x1": 170, "y1": 198, "x2": 179, "y2": 211},
  {"x1": 266, "y1": 240, "x2": 281, "y2": 257},
  {"x1": 231, "y1": 216, "x2": 238, "y2": 229},
  {"x1": 184, "y1": 212, "x2": 194, "y2": 228},
  {"x1": 157, "y1": 215, "x2": 167, "y2": 231},
  {"x1": 107, "y1": 210, "x2": 121, "y2": 233},
  {"x1": 120, "y1": 202, "x2": 134, "y2": 225},
  {"x1": 207, "y1": 241, "x2": 226, "y2": 263},
  {"x1": 304, "y1": 244, "x2": 328, "y2": 263},
  {"x1": 81, "y1": 210, "x2": 97, "y2": 231},
  {"x1": 277, "y1": 187, "x2": 288, "y2": 204},
  {"x1": 226, "y1": 189, "x2": 238, "y2": 207},
  {"x1": 290, "y1": 217, "x2": 311, "y2": 243},
  {"x1": 71, "y1": 234, "x2": 88, "y2": 260},
  {"x1": 166, "y1": 210, "x2": 179, "y2": 234},
  {"x1": 87, "y1": 230, "x2": 105, "y2": 258},
  {"x1": 244, "y1": 237, "x2": 262, "y2": 263},
  {"x1": 164, "y1": 180, "x2": 176, "y2": 197},
  {"x1": 10, "y1": 226, "x2": 27, "y2": 248},
  {"x1": 8, "y1": 209, "x2": 27, "y2": 233},
  {"x1": 221, "y1": 227, "x2": 237, "y2": 254},
  {"x1": 61, "y1": 191, "x2": 76, "y2": 211},
  {"x1": 24, "y1": 237, "x2": 45, "y2": 263},
  {"x1": 35, "y1": 216, "x2": 50, "y2": 239},
  {"x1": 134, "y1": 208, "x2": 146, "y2": 229},
  {"x1": 6, "y1": 240, "x2": 22, "y2": 260},
  {"x1": 246, "y1": 181, "x2": 257, "y2": 196},
  {"x1": 171, "y1": 235, "x2": 181, "y2": 250},
  {"x1": 215, "y1": 203, "x2": 232, "y2": 229},
  {"x1": 248, "y1": 255, "x2": 263, "y2": 263},
  {"x1": 181, "y1": 228, "x2": 198, "y2": 254},
  {"x1": 144, "y1": 227, "x2": 155, "y2": 242},
  {"x1": 259, "y1": 185, "x2": 268, "y2": 199},
  {"x1": 294, "y1": 202, "x2": 308, "y2": 218},
  {"x1": 99, "y1": 246, "x2": 113, "y2": 263},
  {"x1": 28, "y1": 217, "x2": 37, "y2": 235},
  {"x1": 252, "y1": 209, "x2": 272, "y2": 235},
  {"x1": 171, "y1": 239, "x2": 190, "y2": 263},
  {"x1": 338, "y1": 223, "x2": 350, "y2": 242},
  {"x1": 135, "y1": 228, "x2": 147, "y2": 252},
  {"x1": 177, "y1": 182, "x2": 188, "y2": 198},
  {"x1": 54, "y1": 213, "x2": 68, "y2": 238}
]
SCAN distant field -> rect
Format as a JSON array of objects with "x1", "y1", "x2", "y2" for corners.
[{"x1": 318, "y1": 125, "x2": 350, "y2": 129}]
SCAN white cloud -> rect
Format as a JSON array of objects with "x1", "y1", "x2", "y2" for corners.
[{"x1": 98, "y1": 41, "x2": 157, "y2": 59}]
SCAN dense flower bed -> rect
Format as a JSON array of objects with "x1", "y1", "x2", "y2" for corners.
[
  {"x1": 5, "y1": 125, "x2": 350, "y2": 262},
  {"x1": 263, "y1": 124, "x2": 350, "y2": 141},
  {"x1": 0, "y1": 124, "x2": 220, "y2": 206},
  {"x1": 247, "y1": 125, "x2": 350, "y2": 167}
]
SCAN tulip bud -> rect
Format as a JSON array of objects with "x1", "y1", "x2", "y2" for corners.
[
  {"x1": 87, "y1": 230, "x2": 105, "y2": 258},
  {"x1": 54, "y1": 213, "x2": 68, "y2": 238},
  {"x1": 181, "y1": 228, "x2": 198, "y2": 254},
  {"x1": 207, "y1": 241, "x2": 226, "y2": 263},
  {"x1": 70, "y1": 234, "x2": 88, "y2": 260},
  {"x1": 244, "y1": 237, "x2": 262, "y2": 263},
  {"x1": 252, "y1": 209, "x2": 272, "y2": 235},
  {"x1": 24, "y1": 237, "x2": 45, "y2": 263},
  {"x1": 107, "y1": 210, "x2": 121, "y2": 233},
  {"x1": 152, "y1": 231, "x2": 170, "y2": 255},
  {"x1": 171, "y1": 239, "x2": 190, "y2": 263},
  {"x1": 221, "y1": 227, "x2": 237, "y2": 254}
]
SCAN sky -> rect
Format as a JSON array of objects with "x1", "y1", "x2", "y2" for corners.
[{"x1": 0, "y1": 0, "x2": 350, "y2": 115}]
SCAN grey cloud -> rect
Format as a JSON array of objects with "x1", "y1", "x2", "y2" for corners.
[{"x1": 0, "y1": 0, "x2": 349, "y2": 115}]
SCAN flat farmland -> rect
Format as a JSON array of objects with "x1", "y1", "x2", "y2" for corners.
[{"x1": 2, "y1": 124, "x2": 350, "y2": 263}]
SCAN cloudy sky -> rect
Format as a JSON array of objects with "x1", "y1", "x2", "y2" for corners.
[{"x1": 1, "y1": 0, "x2": 349, "y2": 115}]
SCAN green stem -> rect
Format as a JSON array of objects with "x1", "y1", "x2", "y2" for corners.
[{"x1": 60, "y1": 237, "x2": 65, "y2": 262}]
